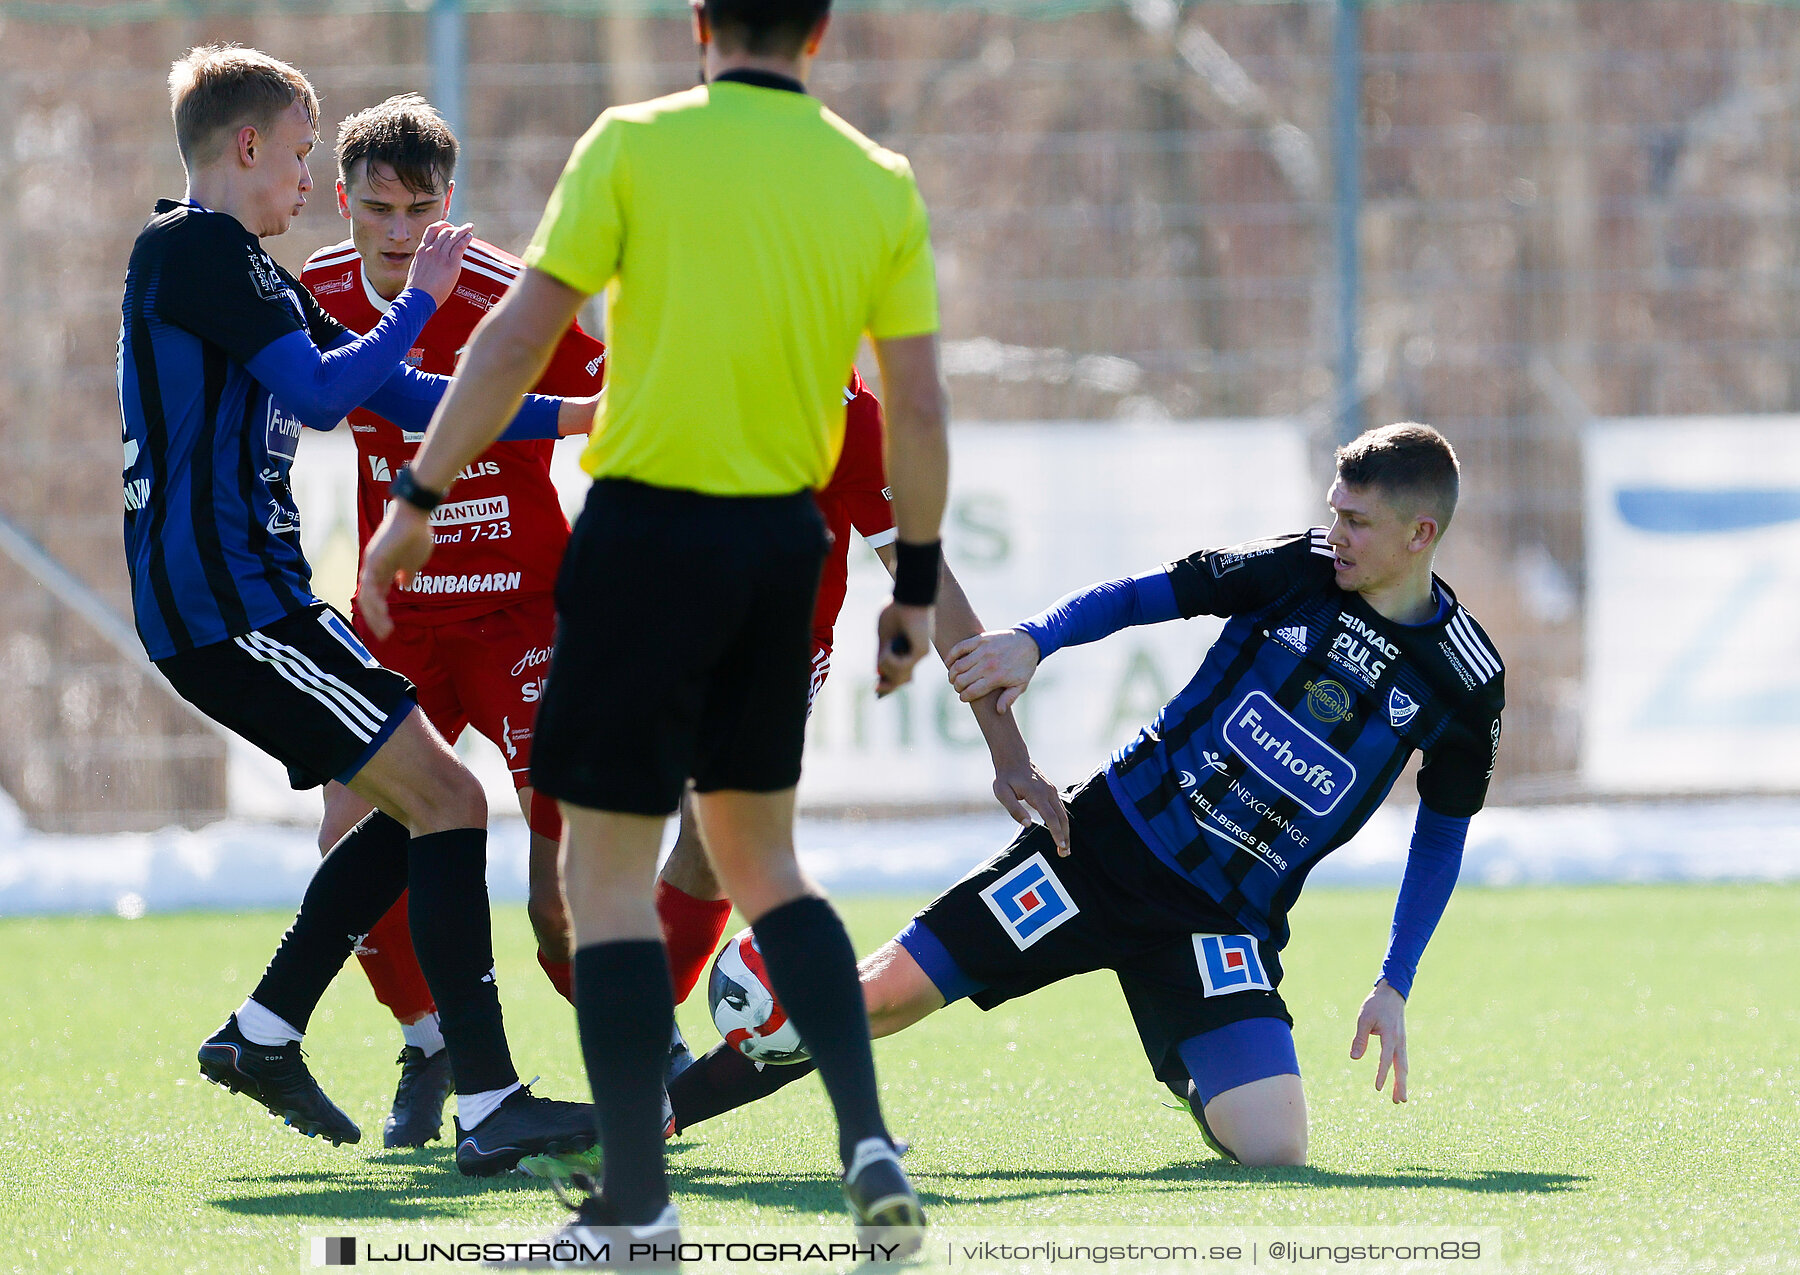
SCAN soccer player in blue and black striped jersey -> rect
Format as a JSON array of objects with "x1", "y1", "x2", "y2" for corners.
[
  {"x1": 119, "y1": 44, "x2": 598, "y2": 1174},
  {"x1": 667, "y1": 423, "x2": 1504, "y2": 1169}
]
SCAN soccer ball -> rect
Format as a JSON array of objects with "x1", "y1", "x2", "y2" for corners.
[{"x1": 708, "y1": 928, "x2": 811, "y2": 1065}]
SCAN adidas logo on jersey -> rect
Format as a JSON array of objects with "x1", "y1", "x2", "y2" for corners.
[{"x1": 1274, "y1": 625, "x2": 1308, "y2": 652}]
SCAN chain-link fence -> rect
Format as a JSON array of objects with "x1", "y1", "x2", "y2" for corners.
[{"x1": 4, "y1": 0, "x2": 1798, "y2": 828}]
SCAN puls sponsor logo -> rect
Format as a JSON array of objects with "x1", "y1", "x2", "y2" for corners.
[
  {"x1": 1328, "y1": 631, "x2": 1389, "y2": 686},
  {"x1": 1221, "y1": 691, "x2": 1356, "y2": 817}
]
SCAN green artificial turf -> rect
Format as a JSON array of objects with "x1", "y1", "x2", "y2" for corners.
[{"x1": 1, "y1": 885, "x2": 1796, "y2": 1273}]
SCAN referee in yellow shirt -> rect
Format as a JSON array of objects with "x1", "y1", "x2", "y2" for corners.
[{"x1": 360, "y1": 0, "x2": 946, "y2": 1252}]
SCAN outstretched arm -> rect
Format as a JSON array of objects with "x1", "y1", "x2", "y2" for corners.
[
  {"x1": 947, "y1": 567, "x2": 1181, "y2": 711},
  {"x1": 355, "y1": 360, "x2": 593, "y2": 440},
  {"x1": 1350, "y1": 803, "x2": 1469, "y2": 1104},
  {"x1": 249, "y1": 220, "x2": 471, "y2": 430},
  {"x1": 357, "y1": 265, "x2": 590, "y2": 639},
  {"x1": 876, "y1": 545, "x2": 1070, "y2": 852}
]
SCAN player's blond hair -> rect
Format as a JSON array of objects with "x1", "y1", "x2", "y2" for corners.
[{"x1": 168, "y1": 44, "x2": 319, "y2": 170}]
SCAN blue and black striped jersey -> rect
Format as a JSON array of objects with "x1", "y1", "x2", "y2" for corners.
[
  {"x1": 118, "y1": 200, "x2": 349, "y2": 659},
  {"x1": 1104, "y1": 528, "x2": 1505, "y2": 949}
]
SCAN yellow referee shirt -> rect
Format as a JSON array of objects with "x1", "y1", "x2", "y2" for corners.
[{"x1": 525, "y1": 78, "x2": 940, "y2": 496}]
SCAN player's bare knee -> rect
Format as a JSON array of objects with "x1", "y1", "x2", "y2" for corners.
[
  {"x1": 527, "y1": 889, "x2": 570, "y2": 949},
  {"x1": 859, "y1": 942, "x2": 942, "y2": 1037},
  {"x1": 1230, "y1": 1128, "x2": 1307, "y2": 1168},
  {"x1": 413, "y1": 760, "x2": 486, "y2": 833}
]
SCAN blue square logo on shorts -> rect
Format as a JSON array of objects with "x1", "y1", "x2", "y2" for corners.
[
  {"x1": 1193, "y1": 934, "x2": 1272, "y2": 996},
  {"x1": 979, "y1": 852, "x2": 1078, "y2": 950}
]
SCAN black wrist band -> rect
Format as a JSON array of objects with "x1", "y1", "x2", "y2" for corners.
[
  {"x1": 892, "y1": 539, "x2": 942, "y2": 607},
  {"x1": 390, "y1": 464, "x2": 445, "y2": 514}
]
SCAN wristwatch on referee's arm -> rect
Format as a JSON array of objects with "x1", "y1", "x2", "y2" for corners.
[
  {"x1": 892, "y1": 539, "x2": 942, "y2": 607},
  {"x1": 389, "y1": 464, "x2": 445, "y2": 515}
]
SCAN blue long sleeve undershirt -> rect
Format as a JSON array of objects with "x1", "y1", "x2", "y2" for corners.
[
  {"x1": 1016, "y1": 569, "x2": 1181, "y2": 659},
  {"x1": 1379, "y1": 804, "x2": 1470, "y2": 999},
  {"x1": 246, "y1": 287, "x2": 438, "y2": 430},
  {"x1": 247, "y1": 293, "x2": 561, "y2": 440}
]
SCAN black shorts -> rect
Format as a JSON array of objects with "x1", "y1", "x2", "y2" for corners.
[
  {"x1": 907, "y1": 774, "x2": 1292, "y2": 1089},
  {"x1": 157, "y1": 602, "x2": 416, "y2": 791},
  {"x1": 531, "y1": 478, "x2": 828, "y2": 816}
]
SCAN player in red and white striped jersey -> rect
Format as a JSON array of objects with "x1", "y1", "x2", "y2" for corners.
[{"x1": 296, "y1": 94, "x2": 609, "y2": 1149}]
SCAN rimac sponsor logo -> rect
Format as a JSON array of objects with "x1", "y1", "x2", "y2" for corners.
[
  {"x1": 1208, "y1": 544, "x2": 1276, "y2": 578},
  {"x1": 1193, "y1": 934, "x2": 1273, "y2": 996},
  {"x1": 1303, "y1": 678, "x2": 1354, "y2": 724},
  {"x1": 453, "y1": 284, "x2": 494, "y2": 310},
  {"x1": 430, "y1": 495, "x2": 510, "y2": 527},
  {"x1": 1221, "y1": 691, "x2": 1356, "y2": 817},
  {"x1": 404, "y1": 570, "x2": 523, "y2": 596},
  {"x1": 1273, "y1": 625, "x2": 1308, "y2": 653},
  {"x1": 980, "y1": 852, "x2": 1078, "y2": 950},
  {"x1": 1328, "y1": 613, "x2": 1398, "y2": 686},
  {"x1": 1388, "y1": 686, "x2": 1420, "y2": 730}
]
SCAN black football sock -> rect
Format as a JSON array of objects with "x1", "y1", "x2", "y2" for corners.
[
  {"x1": 575, "y1": 941, "x2": 674, "y2": 1223},
  {"x1": 407, "y1": 829, "x2": 519, "y2": 1095},
  {"x1": 751, "y1": 896, "x2": 891, "y2": 1166},
  {"x1": 668, "y1": 1040, "x2": 815, "y2": 1131},
  {"x1": 250, "y1": 811, "x2": 411, "y2": 1031}
]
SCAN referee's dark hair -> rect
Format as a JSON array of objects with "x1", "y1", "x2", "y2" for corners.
[
  {"x1": 705, "y1": 0, "x2": 832, "y2": 56},
  {"x1": 168, "y1": 44, "x2": 320, "y2": 170},
  {"x1": 337, "y1": 94, "x2": 460, "y2": 197},
  {"x1": 1335, "y1": 422, "x2": 1461, "y2": 530}
]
